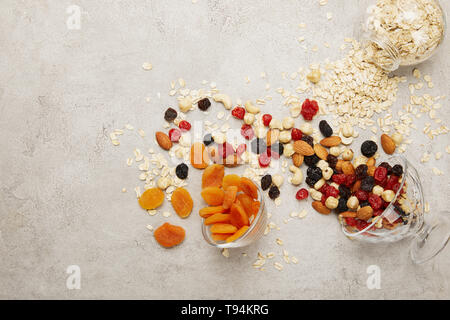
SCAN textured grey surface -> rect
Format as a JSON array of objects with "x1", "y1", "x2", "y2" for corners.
[{"x1": 0, "y1": 0, "x2": 449, "y2": 299}]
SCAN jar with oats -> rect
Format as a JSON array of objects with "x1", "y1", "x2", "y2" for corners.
[{"x1": 357, "y1": 0, "x2": 446, "y2": 71}]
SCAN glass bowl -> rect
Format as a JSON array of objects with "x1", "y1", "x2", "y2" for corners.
[
  {"x1": 201, "y1": 184, "x2": 268, "y2": 248},
  {"x1": 340, "y1": 155, "x2": 450, "y2": 263}
]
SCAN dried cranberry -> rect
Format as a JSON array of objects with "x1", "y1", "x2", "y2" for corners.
[
  {"x1": 295, "y1": 188, "x2": 309, "y2": 200},
  {"x1": 361, "y1": 140, "x2": 378, "y2": 157},
  {"x1": 345, "y1": 217, "x2": 357, "y2": 227},
  {"x1": 392, "y1": 164, "x2": 403, "y2": 176},
  {"x1": 356, "y1": 219, "x2": 369, "y2": 231},
  {"x1": 236, "y1": 143, "x2": 247, "y2": 156},
  {"x1": 301, "y1": 135, "x2": 314, "y2": 147},
  {"x1": 291, "y1": 128, "x2": 303, "y2": 141},
  {"x1": 392, "y1": 182, "x2": 401, "y2": 193},
  {"x1": 261, "y1": 175, "x2": 272, "y2": 191},
  {"x1": 327, "y1": 154, "x2": 338, "y2": 168},
  {"x1": 168, "y1": 128, "x2": 181, "y2": 142},
  {"x1": 355, "y1": 164, "x2": 368, "y2": 180},
  {"x1": 231, "y1": 106, "x2": 245, "y2": 120},
  {"x1": 368, "y1": 194, "x2": 382, "y2": 210},
  {"x1": 344, "y1": 174, "x2": 356, "y2": 187},
  {"x1": 332, "y1": 173, "x2": 346, "y2": 185},
  {"x1": 262, "y1": 114, "x2": 272, "y2": 127},
  {"x1": 218, "y1": 142, "x2": 235, "y2": 158},
  {"x1": 258, "y1": 151, "x2": 271, "y2": 168},
  {"x1": 385, "y1": 175, "x2": 399, "y2": 190},
  {"x1": 197, "y1": 98, "x2": 211, "y2": 111},
  {"x1": 241, "y1": 124, "x2": 254, "y2": 140},
  {"x1": 164, "y1": 107, "x2": 178, "y2": 122},
  {"x1": 178, "y1": 120, "x2": 191, "y2": 131},
  {"x1": 319, "y1": 120, "x2": 333, "y2": 137},
  {"x1": 321, "y1": 194, "x2": 327, "y2": 205},
  {"x1": 360, "y1": 176, "x2": 375, "y2": 192},
  {"x1": 325, "y1": 186, "x2": 339, "y2": 198},
  {"x1": 355, "y1": 190, "x2": 369, "y2": 201},
  {"x1": 319, "y1": 184, "x2": 329, "y2": 195},
  {"x1": 378, "y1": 162, "x2": 392, "y2": 174},
  {"x1": 373, "y1": 209, "x2": 384, "y2": 216},
  {"x1": 374, "y1": 166, "x2": 388, "y2": 183},
  {"x1": 300, "y1": 99, "x2": 319, "y2": 121}
]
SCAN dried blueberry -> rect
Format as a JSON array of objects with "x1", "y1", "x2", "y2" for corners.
[
  {"x1": 337, "y1": 197, "x2": 348, "y2": 213},
  {"x1": 301, "y1": 135, "x2": 314, "y2": 147},
  {"x1": 360, "y1": 200, "x2": 370, "y2": 207},
  {"x1": 307, "y1": 166, "x2": 322, "y2": 181},
  {"x1": 319, "y1": 120, "x2": 333, "y2": 137},
  {"x1": 261, "y1": 175, "x2": 272, "y2": 191},
  {"x1": 392, "y1": 164, "x2": 403, "y2": 176},
  {"x1": 198, "y1": 98, "x2": 211, "y2": 111},
  {"x1": 270, "y1": 142, "x2": 284, "y2": 155},
  {"x1": 304, "y1": 154, "x2": 320, "y2": 167},
  {"x1": 326, "y1": 154, "x2": 338, "y2": 168},
  {"x1": 268, "y1": 185, "x2": 280, "y2": 200},
  {"x1": 175, "y1": 163, "x2": 189, "y2": 179},
  {"x1": 378, "y1": 162, "x2": 392, "y2": 174},
  {"x1": 306, "y1": 176, "x2": 318, "y2": 188},
  {"x1": 164, "y1": 107, "x2": 178, "y2": 122},
  {"x1": 355, "y1": 164, "x2": 368, "y2": 180},
  {"x1": 251, "y1": 138, "x2": 267, "y2": 154},
  {"x1": 361, "y1": 140, "x2": 378, "y2": 157},
  {"x1": 360, "y1": 176, "x2": 375, "y2": 192},
  {"x1": 203, "y1": 133, "x2": 214, "y2": 146},
  {"x1": 338, "y1": 185, "x2": 351, "y2": 199}
]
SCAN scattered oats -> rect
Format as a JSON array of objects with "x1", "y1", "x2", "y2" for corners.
[
  {"x1": 245, "y1": 76, "x2": 250, "y2": 84},
  {"x1": 138, "y1": 129, "x2": 146, "y2": 137},
  {"x1": 276, "y1": 238, "x2": 283, "y2": 246},
  {"x1": 421, "y1": 152, "x2": 431, "y2": 163},
  {"x1": 111, "y1": 139, "x2": 120, "y2": 146},
  {"x1": 217, "y1": 111, "x2": 225, "y2": 120},
  {"x1": 121, "y1": 188, "x2": 127, "y2": 193},
  {"x1": 298, "y1": 36, "x2": 305, "y2": 43},
  {"x1": 435, "y1": 152, "x2": 442, "y2": 160},
  {"x1": 253, "y1": 259, "x2": 266, "y2": 268},
  {"x1": 424, "y1": 202, "x2": 430, "y2": 213},
  {"x1": 222, "y1": 248, "x2": 230, "y2": 258},
  {"x1": 162, "y1": 211, "x2": 171, "y2": 218},
  {"x1": 134, "y1": 186, "x2": 141, "y2": 198},
  {"x1": 146, "y1": 225, "x2": 154, "y2": 231},
  {"x1": 446, "y1": 146, "x2": 450, "y2": 154},
  {"x1": 148, "y1": 209, "x2": 157, "y2": 216},
  {"x1": 319, "y1": 0, "x2": 328, "y2": 5},
  {"x1": 432, "y1": 167, "x2": 443, "y2": 176},
  {"x1": 290, "y1": 211, "x2": 298, "y2": 218},
  {"x1": 126, "y1": 158, "x2": 133, "y2": 166},
  {"x1": 125, "y1": 124, "x2": 134, "y2": 130},
  {"x1": 260, "y1": 71, "x2": 266, "y2": 78},
  {"x1": 274, "y1": 262, "x2": 284, "y2": 271},
  {"x1": 312, "y1": 45, "x2": 319, "y2": 52},
  {"x1": 274, "y1": 198, "x2": 281, "y2": 206},
  {"x1": 142, "y1": 62, "x2": 153, "y2": 70},
  {"x1": 326, "y1": 12, "x2": 333, "y2": 20},
  {"x1": 298, "y1": 23, "x2": 306, "y2": 28},
  {"x1": 298, "y1": 209, "x2": 308, "y2": 218}
]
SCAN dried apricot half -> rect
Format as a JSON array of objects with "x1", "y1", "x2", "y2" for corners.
[
  {"x1": 226, "y1": 226, "x2": 249, "y2": 243},
  {"x1": 230, "y1": 201, "x2": 249, "y2": 228},
  {"x1": 222, "y1": 186, "x2": 238, "y2": 209},
  {"x1": 190, "y1": 142, "x2": 209, "y2": 169},
  {"x1": 222, "y1": 174, "x2": 241, "y2": 190},
  {"x1": 202, "y1": 164, "x2": 225, "y2": 188},
  {"x1": 171, "y1": 187, "x2": 193, "y2": 218},
  {"x1": 239, "y1": 177, "x2": 258, "y2": 199},
  {"x1": 236, "y1": 193, "x2": 253, "y2": 217},
  {"x1": 138, "y1": 188, "x2": 164, "y2": 210},
  {"x1": 204, "y1": 213, "x2": 231, "y2": 225},
  {"x1": 199, "y1": 205, "x2": 228, "y2": 218},
  {"x1": 211, "y1": 233, "x2": 233, "y2": 242},
  {"x1": 210, "y1": 223, "x2": 237, "y2": 234},
  {"x1": 201, "y1": 187, "x2": 225, "y2": 206},
  {"x1": 154, "y1": 223, "x2": 185, "y2": 248}
]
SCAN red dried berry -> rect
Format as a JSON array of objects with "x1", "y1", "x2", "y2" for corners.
[
  {"x1": 258, "y1": 151, "x2": 271, "y2": 168},
  {"x1": 374, "y1": 166, "x2": 388, "y2": 183},
  {"x1": 345, "y1": 217, "x2": 357, "y2": 227},
  {"x1": 344, "y1": 174, "x2": 356, "y2": 187},
  {"x1": 291, "y1": 128, "x2": 303, "y2": 141},
  {"x1": 262, "y1": 114, "x2": 272, "y2": 127},
  {"x1": 392, "y1": 182, "x2": 401, "y2": 193},
  {"x1": 236, "y1": 143, "x2": 247, "y2": 156},
  {"x1": 385, "y1": 175, "x2": 399, "y2": 190},
  {"x1": 231, "y1": 106, "x2": 245, "y2": 120},
  {"x1": 368, "y1": 194, "x2": 382, "y2": 210},
  {"x1": 168, "y1": 128, "x2": 181, "y2": 142},
  {"x1": 295, "y1": 188, "x2": 309, "y2": 200},
  {"x1": 178, "y1": 120, "x2": 191, "y2": 131},
  {"x1": 373, "y1": 209, "x2": 384, "y2": 216},
  {"x1": 319, "y1": 184, "x2": 329, "y2": 194},
  {"x1": 218, "y1": 142, "x2": 235, "y2": 159},
  {"x1": 241, "y1": 124, "x2": 254, "y2": 140},
  {"x1": 356, "y1": 219, "x2": 370, "y2": 231},
  {"x1": 300, "y1": 99, "x2": 319, "y2": 121},
  {"x1": 355, "y1": 190, "x2": 369, "y2": 201},
  {"x1": 325, "y1": 186, "x2": 339, "y2": 198},
  {"x1": 332, "y1": 173, "x2": 347, "y2": 185},
  {"x1": 321, "y1": 194, "x2": 327, "y2": 205}
]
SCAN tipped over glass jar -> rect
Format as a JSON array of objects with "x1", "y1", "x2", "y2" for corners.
[{"x1": 358, "y1": 0, "x2": 446, "y2": 71}]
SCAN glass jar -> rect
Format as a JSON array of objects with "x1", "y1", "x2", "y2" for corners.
[
  {"x1": 201, "y1": 184, "x2": 268, "y2": 248},
  {"x1": 357, "y1": 0, "x2": 447, "y2": 71},
  {"x1": 340, "y1": 155, "x2": 450, "y2": 264}
]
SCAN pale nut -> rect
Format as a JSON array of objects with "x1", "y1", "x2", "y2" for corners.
[
  {"x1": 322, "y1": 167, "x2": 333, "y2": 180},
  {"x1": 341, "y1": 123, "x2": 354, "y2": 138},
  {"x1": 314, "y1": 178, "x2": 325, "y2": 190},
  {"x1": 212, "y1": 132, "x2": 226, "y2": 144},
  {"x1": 279, "y1": 130, "x2": 292, "y2": 143},
  {"x1": 212, "y1": 93, "x2": 232, "y2": 110},
  {"x1": 289, "y1": 165, "x2": 303, "y2": 185},
  {"x1": 243, "y1": 113, "x2": 255, "y2": 125},
  {"x1": 391, "y1": 132, "x2": 403, "y2": 146},
  {"x1": 290, "y1": 102, "x2": 301, "y2": 118},
  {"x1": 325, "y1": 196, "x2": 339, "y2": 209},
  {"x1": 282, "y1": 117, "x2": 295, "y2": 130},
  {"x1": 244, "y1": 100, "x2": 260, "y2": 114},
  {"x1": 341, "y1": 148, "x2": 354, "y2": 161},
  {"x1": 309, "y1": 188, "x2": 323, "y2": 201},
  {"x1": 372, "y1": 185, "x2": 384, "y2": 196},
  {"x1": 178, "y1": 96, "x2": 193, "y2": 112},
  {"x1": 300, "y1": 123, "x2": 313, "y2": 135},
  {"x1": 347, "y1": 196, "x2": 359, "y2": 210},
  {"x1": 254, "y1": 126, "x2": 267, "y2": 139},
  {"x1": 339, "y1": 132, "x2": 354, "y2": 145},
  {"x1": 283, "y1": 143, "x2": 295, "y2": 157},
  {"x1": 330, "y1": 182, "x2": 339, "y2": 190},
  {"x1": 269, "y1": 119, "x2": 283, "y2": 130},
  {"x1": 272, "y1": 174, "x2": 284, "y2": 187},
  {"x1": 329, "y1": 146, "x2": 341, "y2": 157},
  {"x1": 316, "y1": 160, "x2": 329, "y2": 170},
  {"x1": 307, "y1": 69, "x2": 321, "y2": 84},
  {"x1": 178, "y1": 133, "x2": 192, "y2": 147},
  {"x1": 382, "y1": 190, "x2": 395, "y2": 202},
  {"x1": 353, "y1": 156, "x2": 368, "y2": 168},
  {"x1": 157, "y1": 176, "x2": 172, "y2": 190}
]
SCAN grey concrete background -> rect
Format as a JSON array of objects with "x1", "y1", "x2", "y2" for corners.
[{"x1": 0, "y1": 0, "x2": 449, "y2": 299}]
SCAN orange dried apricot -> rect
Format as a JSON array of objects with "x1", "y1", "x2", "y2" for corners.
[
  {"x1": 201, "y1": 187, "x2": 224, "y2": 206},
  {"x1": 225, "y1": 226, "x2": 249, "y2": 243},
  {"x1": 199, "y1": 205, "x2": 228, "y2": 218},
  {"x1": 202, "y1": 164, "x2": 224, "y2": 188},
  {"x1": 138, "y1": 188, "x2": 165, "y2": 210},
  {"x1": 222, "y1": 174, "x2": 241, "y2": 190},
  {"x1": 251, "y1": 200, "x2": 260, "y2": 216},
  {"x1": 154, "y1": 222, "x2": 185, "y2": 248},
  {"x1": 204, "y1": 213, "x2": 231, "y2": 225},
  {"x1": 210, "y1": 223, "x2": 237, "y2": 234},
  {"x1": 211, "y1": 233, "x2": 233, "y2": 242},
  {"x1": 230, "y1": 201, "x2": 249, "y2": 228},
  {"x1": 171, "y1": 187, "x2": 193, "y2": 218},
  {"x1": 239, "y1": 177, "x2": 258, "y2": 199},
  {"x1": 236, "y1": 193, "x2": 253, "y2": 216},
  {"x1": 222, "y1": 186, "x2": 238, "y2": 209},
  {"x1": 190, "y1": 142, "x2": 209, "y2": 169}
]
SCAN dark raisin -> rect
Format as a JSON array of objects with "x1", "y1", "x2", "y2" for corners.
[
  {"x1": 268, "y1": 185, "x2": 280, "y2": 200},
  {"x1": 270, "y1": 142, "x2": 284, "y2": 155},
  {"x1": 261, "y1": 175, "x2": 272, "y2": 191},
  {"x1": 164, "y1": 107, "x2": 178, "y2": 122},
  {"x1": 379, "y1": 162, "x2": 392, "y2": 174},
  {"x1": 175, "y1": 163, "x2": 189, "y2": 179},
  {"x1": 392, "y1": 164, "x2": 403, "y2": 176},
  {"x1": 301, "y1": 135, "x2": 314, "y2": 147},
  {"x1": 338, "y1": 185, "x2": 351, "y2": 199},
  {"x1": 355, "y1": 164, "x2": 368, "y2": 180},
  {"x1": 197, "y1": 98, "x2": 211, "y2": 111},
  {"x1": 306, "y1": 176, "x2": 318, "y2": 188},
  {"x1": 304, "y1": 154, "x2": 320, "y2": 167},
  {"x1": 307, "y1": 166, "x2": 322, "y2": 181},
  {"x1": 360, "y1": 200, "x2": 370, "y2": 207},
  {"x1": 360, "y1": 176, "x2": 375, "y2": 192},
  {"x1": 326, "y1": 154, "x2": 338, "y2": 168},
  {"x1": 361, "y1": 140, "x2": 378, "y2": 157},
  {"x1": 319, "y1": 120, "x2": 333, "y2": 137},
  {"x1": 337, "y1": 197, "x2": 348, "y2": 213},
  {"x1": 251, "y1": 138, "x2": 267, "y2": 154},
  {"x1": 203, "y1": 133, "x2": 214, "y2": 146}
]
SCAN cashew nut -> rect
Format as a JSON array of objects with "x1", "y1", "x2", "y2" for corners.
[
  {"x1": 309, "y1": 188, "x2": 323, "y2": 201},
  {"x1": 283, "y1": 143, "x2": 295, "y2": 157},
  {"x1": 279, "y1": 130, "x2": 291, "y2": 144},
  {"x1": 272, "y1": 174, "x2": 284, "y2": 187},
  {"x1": 300, "y1": 122, "x2": 313, "y2": 135},
  {"x1": 282, "y1": 117, "x2": 295, "y2": 130},
  {"x1": 290, "y1": 102, "x2": 301, "y2": 118},
  {"x1": 213, "y1": 94, "x2": 232, "y2": 110},
  {"x1": 243, "y1": 113, "x2": 255, "y2": 125},
  {"x1": 244, "y1": 100, "x2": 260, "y2": 114},
  {"x1": 314, "y1": 178, "x2": 325, "y2": 190},
  {"x1": 269, "y1": 119, "x2": 283, "y2": 130},
  {"x1": 289, "y1": 165, "x2": 303, "y2": 185},
  {"x1": 178, "y1": 96, "x2": 193, "y2": 113}
]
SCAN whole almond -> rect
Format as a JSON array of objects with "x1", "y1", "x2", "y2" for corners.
[
  {"x1": 381, "y1": 134, "x2": 396, "y2": 155},
  {"x1": 293, "y1": 140, "x2": 315, "y2": 156},
  {"x1": 155, "y1": 131, "x2": 172, "y2": 150},
  {"x1": 312, "y1": 201, "x2": 331, "y2": 215},
  {"x1": 340, "y1": 211, "x2": 357, "y2": 218},
  {"x1": 292, "y1": 153, "x2": 304, "y2": 167},
  {"x1": 320, "y1": 136, "x2": 341, "y2": 147},
  {"x1": 341, "y1": 161, "x2": 355, "y2": 175},
  {"x1": 356, "y1": 206, "x2": 373, "y2": 221},
  {"x1": 336, "y1": 159, "x2": 344, "y2": 172},
  {"x1": 313, "y1": 144, "x2": 328, "y2": 160},
  {"x1": 266, "y1": 129, "x2": 279, "y2": 146}
]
